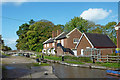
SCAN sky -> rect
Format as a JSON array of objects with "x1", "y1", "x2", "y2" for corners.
[{"x1": 1, "y1": 1, "x2": 119, "y2": 50}]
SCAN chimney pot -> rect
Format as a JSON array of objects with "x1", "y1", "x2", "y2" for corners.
[{"x1": 57, "y1": 30, "x2": 61, "y2": 36}]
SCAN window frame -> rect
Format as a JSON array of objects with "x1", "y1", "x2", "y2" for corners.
[{"x1": 73, "y1": 38, "x2": 79, "y2": 44}]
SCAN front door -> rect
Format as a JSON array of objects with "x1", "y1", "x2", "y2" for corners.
[{"x1": 81, "y1": 49, "x2": 84, "y2": 56}]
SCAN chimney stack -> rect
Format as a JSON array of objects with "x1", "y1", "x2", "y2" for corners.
[
  {"x1": 57, "y1": 30, "x2": 61, "y2": 36},
  {"x1": 52, "y1": 31, "x2": 57, "y2": 38},
  {"x1": 115, "y1": 22, "x2": 120, "y2": 48}
]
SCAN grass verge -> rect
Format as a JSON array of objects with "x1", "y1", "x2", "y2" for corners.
[
  {"x1": 64, "y1": 61, "x2": 85, "y2": 64},
  {"x1": 96, "y1": 62, "x2": 120, "y2": 68}
]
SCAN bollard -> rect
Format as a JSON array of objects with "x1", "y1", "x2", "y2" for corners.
[
  {"x1": 92, "y1": 56, "x2": 95, "y2": 64},
  {"x1": 42, "y1": 55, "x2": 44, "y2": 60},
  {"x1": 62, "y1": 55, "x2": 64, "y2": 61}
]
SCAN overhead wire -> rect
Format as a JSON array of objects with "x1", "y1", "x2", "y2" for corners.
[{"x1": 0, "y1": 16, "x2": 28, "y2": 22}]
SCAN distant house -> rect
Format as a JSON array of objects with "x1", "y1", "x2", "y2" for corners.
[
  {"x1": 42, "y1": 28, "x2": 82, "y2": 56},
  {"x1": 42, "y1": 30, "x2": 62, "y2": 55},
  {"x1": 55, "y1": 28, "x2": 82, "y2": 56},
  {"x1": 43, "y1": 28, "x2": 116, "y2": 56},
  {"x1": 75, "y1": 33, "x2": 116, "y2": 56}
]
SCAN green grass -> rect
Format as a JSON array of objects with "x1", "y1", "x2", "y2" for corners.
[
  {"x1": 64, "y1": 56, "x2": 91, "y2": 62},
  {"x1": 44, "y1": 55, "x2": 85, "y2": 64},
  {"x1": 32, "y1": 63, "x2": 50, "y2": 66},
  {"x1": 44, "y1": 55, "x2": 61, "y2": 61},
  {"x1": 96, "y1": 62, "x2": 120, "y2": 68},
  {"x1": 64, "y1": 61, "x2": 85, "y2": 64}
]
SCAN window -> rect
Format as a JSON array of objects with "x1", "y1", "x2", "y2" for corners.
[
  {"x1": 57, "y1": 40, "x2": 60, "y2": 43},
  {"x1": 45, "y1": 44, "x2": 46, "y2": 47},
  {"x1": 73, "y1": 38, "x2": 79, "y2": 44},
  {"x1": 47, "y1": 44, "x2": 49, "y2": 47},
  {"x1": 52, "y1": 43, "x2": 55, "y2": 46},
  {"x1": 86, "y1": 47, "x2": 90, "y2": 49},
  {"x1": 61, "y1": 39, "x2": 64, "y2": 46}
]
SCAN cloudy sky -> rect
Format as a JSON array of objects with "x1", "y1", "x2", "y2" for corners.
[{"x1": 1, "y1": 1, "x2": 119, "y2": 50}]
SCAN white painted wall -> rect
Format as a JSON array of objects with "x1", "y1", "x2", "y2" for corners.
[
  {"x1": 51, "y1": 48, "x2": 55, "y2": 55},
  {"x1": 42, "y1": 49, "x2": 46, "y2": 54},
  {"x1": 47, "y1": 44, "x2": 49, "y2": 47}
]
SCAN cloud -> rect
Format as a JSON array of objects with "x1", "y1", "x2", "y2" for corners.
[
  {"x1": 3, "y1": 38, "x2": 17, "y2": 50},
  {"x1": 80, "y1": 8, "x2": 112, "y2": 22}
]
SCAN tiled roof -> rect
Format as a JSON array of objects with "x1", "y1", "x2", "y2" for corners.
[
  {"x1": 43, "y1": 38, "x2": 55, "y2": 44},
  {"x1": 85, "y1": 33, "x2": 116, "y2": 48},
  {"x1": 55, "y1": 32, "x2": 69, "y2": 40}
]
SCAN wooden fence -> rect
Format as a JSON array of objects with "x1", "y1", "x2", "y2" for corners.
[
  {"x1": 78, "y1": 55, "x2": 120, "y2": 63},
  {"x1": 96, "y1": 55, "x2": 120, "y2": 63}
]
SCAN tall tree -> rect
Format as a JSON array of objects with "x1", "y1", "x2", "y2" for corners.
[
  {"x1": 64, "y1": 16, "x2": 95, "y2": 33},
  {"x1": 16, "y1": 19, "x2": 64, "y2": 52}
]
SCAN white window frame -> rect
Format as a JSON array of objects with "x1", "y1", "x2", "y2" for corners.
[
  {"x1": 47, "y1": 44, "x2": 49, "y2": 47},
  {"x1": 52, "y1": 43, "x2": 55, "y2": 46},
  {"x1": 45, "y1": 44, "x2": 46, "y2": 47},
  {"x1": 57, "y1": 40, "x2": 60, "y2": 43},
  {"x1": 73, "y1": 38, "x2": 79, "y2": 44}
]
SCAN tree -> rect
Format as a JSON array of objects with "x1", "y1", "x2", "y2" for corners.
[
  {"x1": 29, "y1": 19, "x2": 35, "y2": 25},
  {"x1": 64, "y1": 16, "x2": 95, "y2": 33},
  {"x1": 0, "y1": 35, "x2": 12, "y2": 51},
  {"x1": 16, "y1": 19, "x2": 64, "y2": 52},
  {"x1": 88, "y1": 22, "x2": 117, "y2": 44}
]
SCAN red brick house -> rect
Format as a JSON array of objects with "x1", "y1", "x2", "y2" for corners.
[
  {"x1": 75, "y1": 33, "x2": 116, "y2": 56},
  {"x1": 115, "y1": 22, "x2": 120, "y2": 48},
  {"x1": 43, "y1": 28, "x2": 116, "y2": 56},
  {"x1": 42, "y1": 28, "x2": 82, "y2": 56}
]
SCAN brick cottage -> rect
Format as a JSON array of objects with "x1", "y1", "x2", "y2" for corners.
[
  {"x1": 42, "y1": 28, "x2": 116, "y2": 56},
  {"x1": 42, "y1": 28, "x2": 82, "y2": 56}
]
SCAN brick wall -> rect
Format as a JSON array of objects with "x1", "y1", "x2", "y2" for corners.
[
  {"x1": 77, "y1": 35, "x2": 92, "y2": 56},
  {"x1": 100, "y1": 48, "x2": 115, "y2": 56},
  {"x1": 66, "y1": 29, "x2": 82, "y2": 49},
  {"x1": 117, "y1": 28, "x2": 120, "y2": 48}
]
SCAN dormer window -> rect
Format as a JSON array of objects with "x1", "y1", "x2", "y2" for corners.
[{"x1": 73, "y1": 38, "x2": 79, "y2": 44}]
